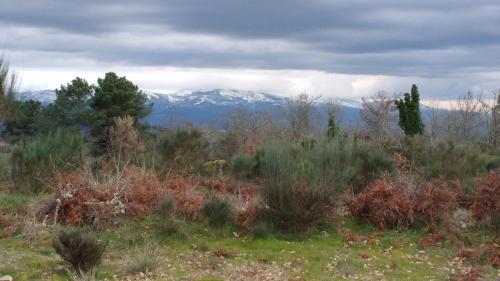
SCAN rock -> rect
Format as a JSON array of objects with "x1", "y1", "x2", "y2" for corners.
[{"x1": 0, "y1": 275, "x2": 13, "y2": 281}]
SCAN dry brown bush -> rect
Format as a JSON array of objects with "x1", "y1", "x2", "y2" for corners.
[
  {"x1": 39, "y1": 166, "x2": 259, "y2": 227},
  {"x1": 347, "y1": 176, "x2": 415, "y2": 229},
  {"x1": 109, "y1": 116, "x2": 144, "y2": 166},
  {"x1": 470, "y1": 171, "x2": 500, "y2": 230},
  {"x1": 348, "y1": 176, "x2": 459, "y2": 239},
  {"x1": 450, "y1": 267, "x2": 482, "y2": 281},
  {"x1": 0, "y1": 213, "x2": 6, "y2": 228}
]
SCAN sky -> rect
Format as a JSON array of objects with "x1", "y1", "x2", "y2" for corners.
[{"x1": 1, "y1": 0, "x2": 500, "y2": 100}]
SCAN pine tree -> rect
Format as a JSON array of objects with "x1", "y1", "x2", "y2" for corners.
[
  {"x1": 88, "y1": 72, "x2": 152, "y2": 153},
  {"x1": 395, "y1": 84, "x2": 424, "y2": 136},
  {"x1": 88, "y1": 72, "x2": 152, "y2": 137},
  {"x1": 51, "y1": 77, "x2": 93, "y2": 128}
]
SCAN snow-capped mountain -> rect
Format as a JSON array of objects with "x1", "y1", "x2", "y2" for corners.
[
  {"x1": 18, "y1": 90, "x2": 57, "y2": 104},
  {"x1": 143, "y1": 89, "x2": 283, "y2": 106},
  {"x1": 17, "y1": 88, "x2": 367, "y2": 126},
  {"x1": 18, "y1": 89, "x2": 285, "y2": 125}
]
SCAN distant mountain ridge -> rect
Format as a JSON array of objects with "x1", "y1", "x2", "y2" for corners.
[{"x1": 18, "y1": 89, "x2": 364, "y2": 126}]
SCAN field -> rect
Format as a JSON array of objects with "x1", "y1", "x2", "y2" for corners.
[{"x1": 1, "y1": 192, "x2": 499, "y2": 281}]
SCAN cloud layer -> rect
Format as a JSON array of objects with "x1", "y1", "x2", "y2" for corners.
[{"x1": 1, "y1": 0, "x2": 500, "y2": 99}]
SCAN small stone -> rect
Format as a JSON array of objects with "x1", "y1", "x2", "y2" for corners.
[{"x1": 0, "y1": 276, "x2": 13, "y2": 281}]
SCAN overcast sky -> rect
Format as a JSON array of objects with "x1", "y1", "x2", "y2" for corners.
[{"x1": 1, "y1": 0, "x2": 500, "y2": 100}]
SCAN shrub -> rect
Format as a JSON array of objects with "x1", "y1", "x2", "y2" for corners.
[
  {"x1": 251, "y1": 221, "x2": 272, "y2": 239},
  {"x1": 53, "y1": 229, "x2": 106, "y2": 274},
  {"x1": 407, "y1": 140, "x2": 491, "y2": 184},
  {"x1": 348, "y1": 176, "x2": 414, "y2": 229},
  {"x1": 255, "y1": 137, "x2": 393, "y2": 194},
  {"x1": 471, "y1": 171, "x2": 500, "y2": 230},
  {"x1": 157, "y1": 128, "x2": 209, "y2": 171},
  {"x1": 233, "y1": 205, "x2": 259, "y2": 234},
  {"x1": 41, "y1": 168, "x2": 206, "y2": 226},
  {"x1": 11, "y1": 128, "x2": 83, "y2": 193},
  {"x1": 414, "y1": 180, "x2": 458, "y2": 233},
  {"x1": 108, "y1": 115, "x2": 144, "y2": 166},
  {"x1": 348, "y1": 176, "x2": 458, "y2": 232},
  {"x1": 262, "y1": 180, "x2": 333, "y2": 233},
  {"x1": 126, "y1": 243, "x2": 161, "y2": 274},
  {"x1": 229, "y1": 154, "x2": 257, "y2": 180},
  {"x1": 486, "y1": 156, "x2": 500, "y2": 171},
  {"x1": 157, "y1": 196, "x2": 181, "y2": 236},
  {"x1": 251, "y1": 137, "x2": 393, "y2": 233},
  {"x1": 203, "y1": 197, "x2": 232, "y2": 227}
]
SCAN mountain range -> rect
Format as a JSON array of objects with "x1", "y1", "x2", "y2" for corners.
[{"x1": 18, "y1": 89, "x2": 364, "y2": 127}]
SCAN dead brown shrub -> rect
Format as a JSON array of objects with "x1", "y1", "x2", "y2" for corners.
[
  {"x1": 109, "y1": 116, "x2": 144, "y2": 166},
  {"x1": 470, "y1": 171, "x2": 500, "y2": 230},
  {"x1": 233, "y1": 205, "x2": 259, "y2": 234},
  {"x1": 0, "y1": 213, "x2": 6, "y2": 228},
  {"x1": 212, "y1": 247, "x2": 237, "y2": 258},
  {"x1": 40, "y1": 168, "x2": 193, "y2": 226},
  {"x1": 348, "y1": 176, "x2": 459, "y2": 242},
  {"x1": 347, "y1": 176, "x2": 415, "y2": 229},
  {"x1": 450, "y1": 267, "x2": 482, "y2": 281},
  {"x1": 456, "y1": 244, "x2": 500, "y2": 269},
  {"x1": 418, "y1": 233, "x2": 444, "y2": 248}
]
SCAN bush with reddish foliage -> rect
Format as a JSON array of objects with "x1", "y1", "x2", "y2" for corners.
[
  {"x1": 0, "y1": 213, "x2": 6, "y2": 228},
  {"x1": 414, "y1": 180, "x2": 458, "y2": 233},
  {"x1": 43, "y1": 168, "x2": 204, "y2": 226},
  {"x1": 451, "y1": 267, "x2": 482, "y2": 281},
  {"x1": 456, "y1": 245, "x2": 500, "y2": 269},
  {"x1": 470, "y1": 171, "x2": 500, "y2": 230},
  {"x1": 347, "y1": 176, "x2": 415, "y2": 229},
  {"x1": 233, "y1": 205, "x2": 259, "y2": 234},
  {"x1": 348, "y1": 176, "x2": 458, "y2": 234},
  {"x1": 40, "y1": 166, "x2": 259, "y2": 227},
  {"x1": 159, "y1": 174, "x2": 204, "y2": 220}
]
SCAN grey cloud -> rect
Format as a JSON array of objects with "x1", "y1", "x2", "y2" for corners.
[{"x1": 1, "y1": 0, "x2": 500, "y2": 92}]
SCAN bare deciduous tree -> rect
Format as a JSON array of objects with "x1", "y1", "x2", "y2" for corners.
[
  {"x1": 485, "y1": 90, "x2": 500, "y2": 148},
  {"x1": 219, "y1": 108, "x2": 279, "y2": 157},
  {"x1": 360, "y1": 92, "x2": 399, "y2": 148},
  {"x1": 284, "y1": 92, "x2": 320, "y2": 142},
  {"x1": 444, "y1": 91, "x2": 489, "y2": 144}
]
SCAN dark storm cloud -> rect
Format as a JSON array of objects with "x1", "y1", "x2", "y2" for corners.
[{"x1": 1, "y1": 0, "x2": 500, "y2": 77}]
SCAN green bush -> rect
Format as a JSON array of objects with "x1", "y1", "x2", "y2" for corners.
[
  {"x1": 407, "y1": 139, "x2": 491, "y2": 183},
  {"x1": 11, "y1": 128, "x2": 84, "y2": 193},
  {"x1": 203, "y1": 197, "x2": 232, "y2": 227},
  {"x1": 252, "y1": 137, "x2": 393, "y2": 233},
  {"x1": 255, "y1": 136, "x2": 393, "y2": 192},
  {"x1": 262, "y1": 180, "x2": 333, "y2": 233},
  {"x1": 486, "y1": 156, "x2": 500, "y2": 171},
  {"x1": 157, "y1": 128, "x2": 209, "y2": 171},
  {"x1": 157, "y1": 196, "x2": 182, "y2": 237},
  {"x1": 53, "y1": 229, "x2": 106, "y2": 274},
  {"x1": 250, "y1": 221, "x2": 272, "y2": 239},
  {"x1": 126, "y1": 243, "x2": 161, "y2": 274},
  {"x1": 229, "y1": 154, "x2": 257, "y2": 179}
]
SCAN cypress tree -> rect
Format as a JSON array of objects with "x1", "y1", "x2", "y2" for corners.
[{"x1": 395, "y1": 84, "x2": 424, "y2": 136}]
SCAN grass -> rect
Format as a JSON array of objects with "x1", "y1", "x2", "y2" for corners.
[
  {"x1": 0, "y1": 192, "x2": 40, "y2": 214},
  {"x1": 1, "y1": 216, "x2": 498, "y2": 281}
]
